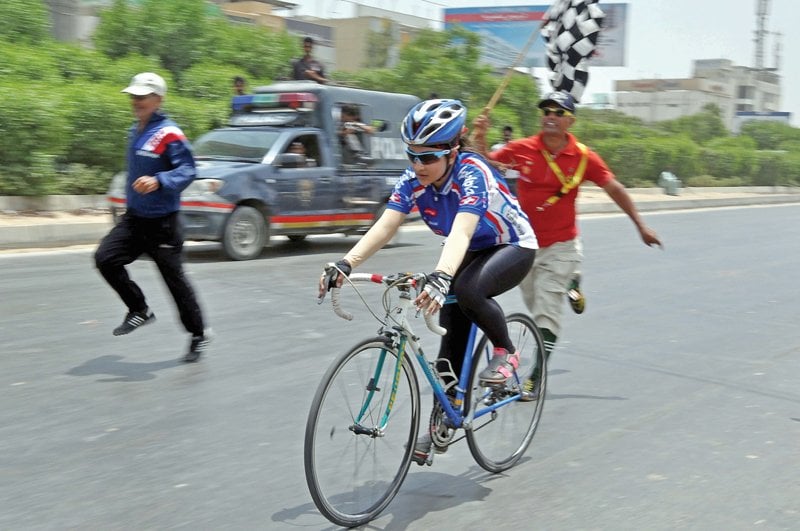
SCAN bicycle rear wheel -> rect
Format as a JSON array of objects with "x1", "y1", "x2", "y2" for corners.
[
  {"x1": 465, "y1": 313, "x2": 547, "y2": 473},
  {"x1": 304, "y1": 336, "x2": 420, "y2": 528}
]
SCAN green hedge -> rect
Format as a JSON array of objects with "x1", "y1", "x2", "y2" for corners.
[{"x1": 0, "y1": 79, "x2": 230, "y2": 196}]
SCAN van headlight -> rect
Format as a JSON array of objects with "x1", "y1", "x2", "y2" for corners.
[{"x1": 186, "y1": 179, "x2": 223, "y2": 194}]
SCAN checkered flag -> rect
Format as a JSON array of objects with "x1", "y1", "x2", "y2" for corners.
[{"x1": 541, "y1": 0, "x2": 605, "y2": 102}]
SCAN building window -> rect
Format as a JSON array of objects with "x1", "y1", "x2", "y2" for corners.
[{"x1": 737, "y1": 85, "x2": 755, "y2": 99}]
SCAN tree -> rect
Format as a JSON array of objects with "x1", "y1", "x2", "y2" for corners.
[
  {"x1": 332, "y1": 26, "x2": 540, "y2": 141},
  {"x1": 658, "y1": 103, "x2": 727, "y2": 144},
  {"x1": 740, "y1": 120, "x2": 800, "y2": 150},
  {"x1": 0, "y1": 0, "x2": 50, "y2": 45},
  {"x1": 93, "y1": 0, "x2": 138, "y2": 59},
  {"x1": 94, "y1": 0, "x2": 212, "y2": 80},
  {"x1": 364, "y1": 21, "x2": 394, "y2": 69}
]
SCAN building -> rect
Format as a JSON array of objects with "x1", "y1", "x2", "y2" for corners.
[
  {"x1": 614, "y1": 59, "x2": 783, "y2": 131},
  {"x1": 215, "y1": 1, "x2": 296, "y2": 31},
  {"x1": 45, "y1": 1, "x2": 427, "y2": 76},
  {"x1": 287, "y1": 6, "x2": 430, "y2": 73},
  {"x1": 46, "y1": 0, "x2": 106, "y2": 45}
]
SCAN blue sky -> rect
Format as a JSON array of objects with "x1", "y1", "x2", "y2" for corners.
[{"x1": 294, "y1": 0, "x2": 798, "y2": 126}]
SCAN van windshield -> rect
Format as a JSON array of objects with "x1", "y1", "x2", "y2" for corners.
[{"x1": 193, "y1": 129, "x2": 280, "y2": 162}]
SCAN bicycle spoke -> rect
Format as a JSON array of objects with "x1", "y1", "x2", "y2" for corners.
[
  {"x1": 465, "y1": 313, "x2": 547, "y2": 473},
  {"x1": 304, "y1": 338, "x2": 419, "y2": 527}
]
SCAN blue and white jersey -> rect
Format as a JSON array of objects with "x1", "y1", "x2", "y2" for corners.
[{"x1": 387, "y1": 151, "x2": 538, "y2": 251}]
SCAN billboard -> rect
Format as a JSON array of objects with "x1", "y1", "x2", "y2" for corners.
[{"x1": 444, "y1": 4, "x2": 627, "y2": 69}]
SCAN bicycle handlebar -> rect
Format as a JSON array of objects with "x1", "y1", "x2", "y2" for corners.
[{"x1": 329, "y1": 272, "x2": 447, "y2": 336}]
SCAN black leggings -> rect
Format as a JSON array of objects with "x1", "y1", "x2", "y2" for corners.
[{"x1": 436, "y1": 244, "x2": 536, "y2": 380}]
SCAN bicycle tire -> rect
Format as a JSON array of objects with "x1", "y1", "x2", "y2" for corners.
[
  {"x1": 465, "y1": 313, "x2": 547, "y2": 473},
  {"x1": 304, "y1": 336, "x2": 420, "y2": 527}
]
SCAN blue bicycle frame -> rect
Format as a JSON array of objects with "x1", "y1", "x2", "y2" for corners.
[{"x1": 352, "y1": 292, "x2": 524, "y2": 435}]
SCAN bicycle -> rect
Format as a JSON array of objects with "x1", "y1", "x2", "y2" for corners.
[{"x1": 304, "y1": 270, "x2": 547, "y2": 528}]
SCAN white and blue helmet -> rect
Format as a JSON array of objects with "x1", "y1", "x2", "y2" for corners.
[{"x1": 401, "y1": 99, "x2": 466, "y2": 147}]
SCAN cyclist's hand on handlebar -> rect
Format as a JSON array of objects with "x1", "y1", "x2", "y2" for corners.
[
  {"x1": 317, "y1": 259, "x2": 352, "y2": 302},
  {"x1": 415, "y1": 271, "x2": 452, "y2": 315}
]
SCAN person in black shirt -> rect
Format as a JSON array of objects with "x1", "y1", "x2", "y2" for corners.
[{"x1": 292, "y1": 37, "x2": 328, "y2": 84}]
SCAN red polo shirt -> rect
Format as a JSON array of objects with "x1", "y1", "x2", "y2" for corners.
[{"x1": 490, "y1": 132, "x2": 614, "y2": 247}]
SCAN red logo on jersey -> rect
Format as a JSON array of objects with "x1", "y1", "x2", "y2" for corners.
[
  {"x1": 424, "y1": 207, "x2": 437, "y2": 217},
  {"x1": 460, "y1": 196, "x2": 480, "y2": 206}
]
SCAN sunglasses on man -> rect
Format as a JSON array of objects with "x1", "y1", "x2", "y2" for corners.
[
  {"x1": 405, "y1": 147, "x2": 452, "y2": 165},
  {"x1": 540, "y1": 107, "x2": 573, "y2": 117}
]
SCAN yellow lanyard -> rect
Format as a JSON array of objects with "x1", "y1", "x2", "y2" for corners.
[{"x1": 538, "y1": 142, "x2": 589, "y2": 210}]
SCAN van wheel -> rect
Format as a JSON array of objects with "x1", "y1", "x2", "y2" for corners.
[
  {"x1": 222, "y1": 206, "x2": 268, "y2": 261},
  {"x1": 287, "y1": 234, "x2": 307, "y2": 242}
]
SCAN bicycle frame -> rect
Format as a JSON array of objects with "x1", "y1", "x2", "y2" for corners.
[{"x1": 349, "y1": 283, "x2": 523, "y2": 437}]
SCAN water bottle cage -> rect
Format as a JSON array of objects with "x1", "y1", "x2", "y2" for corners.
[{"x1": 432, "y1": 358, "x2": 458, "y2": 394}]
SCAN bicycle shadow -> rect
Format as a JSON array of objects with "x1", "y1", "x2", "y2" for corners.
[
  {"x1": 365, "y1": 469, "x2": 493, "y2": 529},
  {"x1": 66, "y1": 355, "x2": 182, "y2": 382},
  {"x1": 270, "y1": 469, "x2": 491, "y2": 530}
]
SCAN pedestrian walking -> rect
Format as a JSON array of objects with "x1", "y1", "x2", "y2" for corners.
[{"x1": 94, "y1": 72, "x2": 212, "y2": 362}]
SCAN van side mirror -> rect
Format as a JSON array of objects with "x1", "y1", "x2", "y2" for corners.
[{"x1": 275, "y1": 153, "x2": 306, "y2": 168}]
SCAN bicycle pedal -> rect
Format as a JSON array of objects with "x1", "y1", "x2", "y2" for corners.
[{"x1": 411, "y1": 451, "x2": 434, "y2": 467}]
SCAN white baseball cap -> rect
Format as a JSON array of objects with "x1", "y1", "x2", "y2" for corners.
[{"x1": 122, "y1": 72, "x2": 167, "y2": 97}]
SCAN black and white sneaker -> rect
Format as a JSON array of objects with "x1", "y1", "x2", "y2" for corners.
[
  {"x1": 113, "y1": 309, "x2": 156, "y2": 336},
  {"x1": 184, "y1": 330, "x2": 213, "y2": 363}
]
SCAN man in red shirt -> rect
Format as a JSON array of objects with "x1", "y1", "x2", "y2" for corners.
[{"x1": 473, "y1": 90, "x2": 662, "y2": 399}]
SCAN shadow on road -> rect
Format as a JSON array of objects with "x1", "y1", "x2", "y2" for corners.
[
  {"x1": 271, "y1": 466, "x2": 496, "y2": 530},
  {"x1": 67, "y1": 355, "x2": 182, "y2": 382}
]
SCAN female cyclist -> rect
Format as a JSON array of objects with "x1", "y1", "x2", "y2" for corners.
[{"x1": 317, "y1": 99, "x2": 538, "y2": 460}]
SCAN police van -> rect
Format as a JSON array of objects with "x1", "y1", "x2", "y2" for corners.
[{"x1": 108, "y1": 81, "x2": 420, "y2": 260}]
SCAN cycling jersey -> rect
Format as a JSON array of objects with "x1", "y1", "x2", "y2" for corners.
[{"x1": 387, "y1": 151, "x2": 538, "y2": 251}]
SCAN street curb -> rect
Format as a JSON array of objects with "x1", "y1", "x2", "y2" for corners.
[
  {"x1": 580, "y1": 193, "x2": 800, "y2": 214},
  {"x1": 2, "y1": 188, "x2": 800, "y2": 250},
  {"x1": 0, "y1": 222, "x2": 110, "y2": 249}
]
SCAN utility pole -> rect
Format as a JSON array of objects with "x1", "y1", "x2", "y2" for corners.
[{"x1": 753, "y1": 0, "x2": 769, "y2": 69}]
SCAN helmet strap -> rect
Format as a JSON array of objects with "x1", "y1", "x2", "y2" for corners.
[{"x1": 433, "y1": 152, "x2": 456, "y2": 189}]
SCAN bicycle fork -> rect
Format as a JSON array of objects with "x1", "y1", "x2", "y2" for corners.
[{"x1": 350, "y1": 333, "x2": 407, "y2": 438}]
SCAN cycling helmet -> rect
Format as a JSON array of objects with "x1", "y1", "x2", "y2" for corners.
[{"x1": 401, "y1": 99, "x2": 466, "y2": 147}]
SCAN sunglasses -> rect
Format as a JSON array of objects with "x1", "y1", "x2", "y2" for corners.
[
  {"x1": 405, "y1": 147, "x2": 451, "y2": 165},
  {"x1": 540, "y1": 107, "x2": 573, "y2": 117}
]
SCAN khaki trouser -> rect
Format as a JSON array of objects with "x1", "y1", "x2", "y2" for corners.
[{"x1": 518, "y1": 238, "x2": 582, "y2": 337}]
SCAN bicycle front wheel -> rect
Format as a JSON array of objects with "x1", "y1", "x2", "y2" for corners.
[
  {"x1": 465, "y1": 313, "x2": 547, "y2": 473},
  {"x1": 304, "y1": 336, "x2": 420, "y2": 528}
]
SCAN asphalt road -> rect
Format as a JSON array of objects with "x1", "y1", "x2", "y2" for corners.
[{"x1": 2, "y1": 205, "x2": 799, "y2": 530}]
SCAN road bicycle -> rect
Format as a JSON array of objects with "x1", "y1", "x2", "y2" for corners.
[{"x1": 304, "y1": 271, "x2": 547, "y2": 528}]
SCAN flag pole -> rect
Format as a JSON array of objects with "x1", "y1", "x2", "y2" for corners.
[
  {"x1": 469, "y1": 21, "x2": 544, "y2": 143},
  {"x1": 482, "y1": 26, "x2": 542, "y2": 115}
]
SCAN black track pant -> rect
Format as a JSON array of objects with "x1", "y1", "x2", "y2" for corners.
[
  {"x1": 94, "y1": 212, "x2": 205, "y2": 336},
  {"x1": 436, "y1": 244, "x2": 536, "y2": 380}
]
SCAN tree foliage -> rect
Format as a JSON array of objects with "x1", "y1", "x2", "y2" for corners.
[
  {"x1": 657, "y1": 103, "x2": 727, "y2": 144},
  {"x1": 740, "y1": 120, "x2": 800, "y2": 150},
  {"x1": 334, "y1": 27, "x2": 540, "y2": 144},
  {"x1": 364, "y1": 21, "x2": 394, "y2": 69},
  {"x1": 0, "y1": 0, "x2": 50, "y2": 45},
  {"x1": 0, "y1": 0, "x2": 798, "y2": 196}
]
